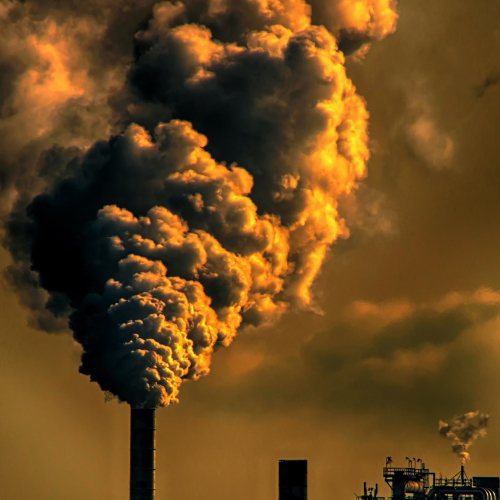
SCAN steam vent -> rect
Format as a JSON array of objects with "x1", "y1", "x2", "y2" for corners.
[
  {"x1": 356, "y1": 458, "x2": 499, "y2": 500},
  {"x1": 279, "y1": 460, "x2": 307, "y2": 500}
]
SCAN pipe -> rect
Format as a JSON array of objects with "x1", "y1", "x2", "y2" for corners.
[
  {"x1": 130, "y1": 408, "x2": 156, "y2": 500},
  {"x1": 435, "y1": 488, "x2": 490, "y2": 500}
]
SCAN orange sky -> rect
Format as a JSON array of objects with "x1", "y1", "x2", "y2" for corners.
[{"x1": 2, "y1": 1, "x2": 500, "y2": 499}]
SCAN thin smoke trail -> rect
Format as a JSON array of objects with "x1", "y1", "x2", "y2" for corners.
[{"x1": 439, "y1": 411, "x2": 490, "y2": 463}]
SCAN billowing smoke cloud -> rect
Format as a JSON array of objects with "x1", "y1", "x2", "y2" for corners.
[
  {"x1": 439, "y1": 411, "x2": 490, "y2": 463},
  {"x1": 4, "y1": 0, "x2": 398, "y2": 408},
  {"x1": 308, "y1": 0, "x2": 398, "y2": 54}
]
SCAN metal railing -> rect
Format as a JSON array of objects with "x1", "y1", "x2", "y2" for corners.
[
  {"x1": 383, "y1": 467, "x2": 430, "y2": 475},
  {"x1": 434, "y1": 478, "x2": 474, "y2": 488},
  {"x1": 386, "y1": 497, "x2": 424, "y2": 500}
]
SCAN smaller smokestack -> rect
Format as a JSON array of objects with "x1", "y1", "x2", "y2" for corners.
[
  {"x1": 279, "y1": 460, "x2": 307, "y2": 500},
  {"x1": 130, "y1": 408, "x2": 156, "y2": 500}
]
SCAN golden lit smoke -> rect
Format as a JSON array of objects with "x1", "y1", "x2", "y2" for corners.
[
  {"x1": 309, "y1": 0, "x2": 398, "y2": 39},
  {"x1": 5, "y1": 0, "x2": 398, "y2": 408},
  {"x1": 439, "y1": 411, "x2": 490, "y2": 463},
  {"x1": 0, "y1": 0, "x2": 126, "y2": 220}
]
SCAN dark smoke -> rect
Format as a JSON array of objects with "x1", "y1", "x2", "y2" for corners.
[{"x1": 3, "y1": 0, "x2": 398, "y2": 408}]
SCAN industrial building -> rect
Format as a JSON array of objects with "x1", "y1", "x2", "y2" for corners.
[
  {"x1": 356, "y1": 460, "x2": 499, "y2": 500},
  {"x1": 128, "y1": 412, "x2": 499, "y2": 500},
  {"x1": 277, "y1": 458, "x2": 500, "y2": 500}
]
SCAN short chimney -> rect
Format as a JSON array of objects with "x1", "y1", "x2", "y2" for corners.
[{"x1": 279, "y1": 460, "x2": 307, "y2": 500}]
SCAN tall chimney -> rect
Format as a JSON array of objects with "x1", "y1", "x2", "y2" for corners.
[
  {"x1": 279, "y1": 460, "x2": 307, "y2": 500},
  {"x1": 130, "y1": 408, "x2": 156, "y2": 500}
]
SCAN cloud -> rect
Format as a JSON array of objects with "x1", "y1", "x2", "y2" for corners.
[
  {"x1": 191, "y1": 288, "x2": 500, "y2": 422},
  {"x1": 474, "y1": 71, "x2": 499, "y2": 98},
  {"x1": 337, "y1": 184, "x2": 398, "y2": 239},
  {"x1": 398, "y1": 83, "x2": 454, "y2": 170}
]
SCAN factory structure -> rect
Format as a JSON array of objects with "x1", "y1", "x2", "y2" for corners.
[
  {"x1": 356, "y1": 459, "x2": 499, "y2": 500},
  {"x1": 277, "y1": 459, "x2": 500, "y2": 500},
  {"x1": 128, "y1": 411, "x2": 498, "y2": 500}
]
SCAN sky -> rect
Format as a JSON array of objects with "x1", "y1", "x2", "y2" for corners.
[{"x1": 1, "y1": 0, "x2": 500, "y2": 499}]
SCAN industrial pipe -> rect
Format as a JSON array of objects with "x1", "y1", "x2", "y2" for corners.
[{"x1": 130, "y1": 408, "x2": 156, "y2": 500}]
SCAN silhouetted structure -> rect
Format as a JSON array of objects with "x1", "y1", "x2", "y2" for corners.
[
  {"x1": 357, "y1": 460, "x2": 499, "y2": 500},
  {"x1": 130, "y1": 409, "x2": 156, "y2": 500},
  {"x1": 279, "y1": 460, "x2": 307, "y2": 500}
]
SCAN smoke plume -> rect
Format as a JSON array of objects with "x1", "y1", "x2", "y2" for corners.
[
  {"x1": 3, "y1": 0, "x2": 398, "y2": 408},
  {"x1": 439, "y1": 411, "x2": 490, "y2": 463}
]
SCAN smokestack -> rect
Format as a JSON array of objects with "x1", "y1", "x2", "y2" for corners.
[
  {"x1": 130, "y1": 408, "x2": 156, "y2": 500},
  {"x1": 279, "y1": 460, "x2": 307, "y2": 500}
]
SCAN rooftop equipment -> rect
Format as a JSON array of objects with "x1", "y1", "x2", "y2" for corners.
[{"x1": 357, "y1": 459, "x2": 499, "y2": 500}]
